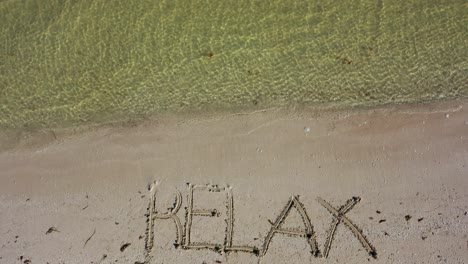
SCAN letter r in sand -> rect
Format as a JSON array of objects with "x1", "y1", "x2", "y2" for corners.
[{"x1": 145, "y1": 184, "x2": 183, "y2": 262}]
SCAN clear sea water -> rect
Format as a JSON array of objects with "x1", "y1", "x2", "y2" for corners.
[{"x1": 0, "y1": 0, "x2": 467, "y2": 128}]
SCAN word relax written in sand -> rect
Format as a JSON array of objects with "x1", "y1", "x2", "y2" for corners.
[{"x1": 144, "y1": 184, "x2": 377, "y2": 262}]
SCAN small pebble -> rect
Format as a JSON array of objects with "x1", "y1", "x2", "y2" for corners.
[
  {"x1": 304, "y1": 127, "x2": 310, "y2": 133},
  {"x1": 445, "y1": 113, "x2": 449, "y2": 119}
]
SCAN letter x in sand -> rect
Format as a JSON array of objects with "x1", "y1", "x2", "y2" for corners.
[{"x1": 316, "y1": 196, "x2": 377, "y2": 259}]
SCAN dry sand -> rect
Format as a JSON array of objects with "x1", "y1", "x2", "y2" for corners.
[{"x1": 1, "y1": 100, "x2": 467, "y2": 264}]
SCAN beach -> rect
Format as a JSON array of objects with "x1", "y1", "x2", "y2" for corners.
[
  {"x1": 1, "y1": 99, "x2": 467, "y2": 263},
  {"x1": 1, "y1": 0, "x2": 468, "y2": 263}
]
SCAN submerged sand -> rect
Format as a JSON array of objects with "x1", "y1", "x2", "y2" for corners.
[
  {"x1": 2, "y1": 0, "x2": 467, "y2": 129},
  {"x1": 0, "y1": 100, "x2": 467, "y2": 263}
]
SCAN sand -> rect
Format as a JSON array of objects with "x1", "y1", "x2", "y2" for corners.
[{"x1": 0, "y1": 99, "x2": 467, "y2": 263}]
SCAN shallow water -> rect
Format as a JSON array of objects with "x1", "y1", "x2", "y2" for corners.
[{"x1": 0, "y1": 0, "x2": 467, "y2": 128}]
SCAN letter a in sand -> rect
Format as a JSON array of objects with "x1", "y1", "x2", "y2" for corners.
[{"x1": 261, "y1": 196, "x2": 319, "y2": 257}]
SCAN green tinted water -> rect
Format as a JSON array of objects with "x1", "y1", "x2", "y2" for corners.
[{"x1": 1, "y1": 0, "x2": 467, "y2": 128}]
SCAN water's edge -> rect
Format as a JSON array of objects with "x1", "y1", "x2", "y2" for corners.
[{"x1": 1, "y1": 98, "x2": 466, "y2": 153}]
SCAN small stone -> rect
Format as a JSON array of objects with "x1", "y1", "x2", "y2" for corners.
[
  {"x1": 445, "y1": 113, "x2": 449, "y2": 119},
  {"x1": 304, "y1": 127, "x2": 310, "y2": 133}
]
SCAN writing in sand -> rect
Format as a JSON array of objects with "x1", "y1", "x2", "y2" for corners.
[{"x1": 144, "y1": 183, "x2": 377, "y2": 262}]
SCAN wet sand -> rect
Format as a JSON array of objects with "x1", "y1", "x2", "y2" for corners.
[{"x1": 0, "y1": 99, "x2": 467, "y2": 263}]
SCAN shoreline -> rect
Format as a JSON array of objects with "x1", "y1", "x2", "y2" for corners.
[
  {"x1": 0, "y1": 99, "x2": 467, "y2": 263},
  {"x1": 1, "y1": 98, "x2": 466, "y2": 153}
]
